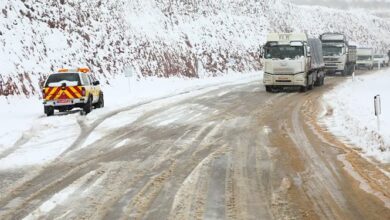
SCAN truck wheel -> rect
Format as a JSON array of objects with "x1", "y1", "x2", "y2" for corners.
[
  {"x1": 265, "y1": 86, "x2": 272, "y2": 93},
  {"x1": 300, "y1": 85, "x2": 308, "y2": 93},
  {"x1": 314, "y1": 72, "x2": 323, "y2": 86},
  {"x1": 45, "y1": 106, "x2": 54, "y2": 117},
  {"x1": 83, "y1": 97, "x2": 93, "y2": 114},
  {"x1": 96, "y1": 93, "x2": 104, "y2": 108},
  {"x1": 307, "y1": 77, "x2": 314, "y2": 90}
]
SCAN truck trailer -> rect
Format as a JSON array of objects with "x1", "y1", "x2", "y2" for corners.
[
  {"x1": 356, "y1": 48, "x2": 374, "y2": 70},
  {"x1": 320, "y1": 33, "x2": 356, "y2": 75},
  {"x1": 263, "y1": 33, "x2": 325, "y2": 92}
]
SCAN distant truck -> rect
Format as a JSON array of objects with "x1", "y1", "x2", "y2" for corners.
[
  {"x1": 319, "y1": 33, "x2": 356, "y2": 75},
  {"x1": 373, "y1": 54, "x2": 388, "y2": 67},
  {"x1": 356, "y1": 48, "x2": 374, "y2": 70},
  {"x1": 263, "y1": 33, "x2": 325, "y2": 92}
]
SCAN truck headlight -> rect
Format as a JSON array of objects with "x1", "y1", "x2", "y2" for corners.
[{"x1": 294, "y1": 72, "x2": 305, "y2": 82}]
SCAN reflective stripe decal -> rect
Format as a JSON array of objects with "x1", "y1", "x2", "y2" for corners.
[
  {"x1": 45, "y1": 86, "x2": 83, "y2": 100},
  {"x1": 68, "y1": 86, "x2": 81, "y2": 98}
]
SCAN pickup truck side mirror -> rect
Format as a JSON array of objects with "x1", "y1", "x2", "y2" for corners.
[{"x1": 93, "y1": 81, "x2": 100, "y2": 86}]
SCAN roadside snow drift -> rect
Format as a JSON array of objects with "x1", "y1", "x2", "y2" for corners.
[{"x1": 323, "y1": 70, "x2": 390, "y2": 163}]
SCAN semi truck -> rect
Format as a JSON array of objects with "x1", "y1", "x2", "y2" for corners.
[
  {"x1": 356, "y1": 48, "x2": 374, "y2": 70},
  {"x1": 319, "y1": 33, "x2": 356, "y2": 75},
  {"x1": 263, "y1": 33, "x2": 325, "y2": 92}
]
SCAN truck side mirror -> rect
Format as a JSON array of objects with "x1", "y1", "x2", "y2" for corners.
[
  {"x1": 259, "y1": 46, "x2": 264, "y2": 59},
  {"x1": 307, "y1": 46, "x2": 311, "y2": 57}
]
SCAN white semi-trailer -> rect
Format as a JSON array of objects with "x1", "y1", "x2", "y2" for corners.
[
  {"x1": 263, "y1": 33, "x2": 325, "y2": 92},
  {"x1": 320, "y1": 33, "x2": 356, "y2": 75},
  {"x1": 356, "y1": 48, "x2": 374, "y2": 70}
]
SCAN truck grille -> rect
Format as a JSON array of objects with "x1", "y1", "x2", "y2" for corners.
[
  {"x1": 273, "y1": 68, "x2": 294, "y2": 74},
  {"x1": 324, "y1": 58, "x2": 339, "y2": 62}
]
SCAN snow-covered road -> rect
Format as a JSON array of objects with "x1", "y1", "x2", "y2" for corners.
[
  {"x1": 0, "y1": 71, "x2": 389, "y2": 219},
  {"x1": 0, "y1": 72, "x2": 260, "y2": 169}
]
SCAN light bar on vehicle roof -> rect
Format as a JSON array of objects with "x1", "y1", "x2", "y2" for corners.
[{"x1": 57, "y1": 67, "x2": 90, "y2": 73}]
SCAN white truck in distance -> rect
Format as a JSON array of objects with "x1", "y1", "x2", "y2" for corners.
[
  {"x1": 320, "y1": 33, "x2": 356, "y2": 76},
  {"x1": 263, "y1": 33, "x2": 325, "y2": 92},
  {"x1": 356, "y1": 48, "x2": 374, "y2": 70},
  {"x1": 373, "y1": 54, "x2": 389, "y2": 67}
]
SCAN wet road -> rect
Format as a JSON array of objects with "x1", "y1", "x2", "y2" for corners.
[{"x1": 0, "y1": 73, "x2": 389, "y2": 220}]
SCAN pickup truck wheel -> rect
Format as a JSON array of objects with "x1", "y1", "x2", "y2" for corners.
[
  {"x1": 45, "y1": 106, "x2": 54, "y2": 117},
  {"x1": 96, "y1": 93, "x2": 104, "y2": 108},
  {"x1": 83, "y1": 97, "x2": 92, "y2": 114}
]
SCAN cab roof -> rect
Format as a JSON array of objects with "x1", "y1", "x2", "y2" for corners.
[{"x1": 267, "y1": 33, "x2": 307, "y2": 44}]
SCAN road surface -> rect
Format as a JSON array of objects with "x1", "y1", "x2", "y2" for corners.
[{"x1": 0, "y1": 73, "x2": 389, "y2": 220}]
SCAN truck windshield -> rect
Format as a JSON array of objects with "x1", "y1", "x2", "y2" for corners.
[
  {"x1": 374, "y1": 55, "x2": 383, "y2": 58},
  {"x1": 45, "y1": 73, "x2": 81, "y2": 87},
  {"x1": 265, "y1": 45, "x2": 304, "y2": 59},
  {"x1": 357, "y1": 56, "x2": 372, "y2": 61},
  {"x1": 323, "y1": 46, "x2": 342, "y2": 56}
]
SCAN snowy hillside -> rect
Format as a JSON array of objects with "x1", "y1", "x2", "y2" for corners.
[{"x1": 1, "y1": 0, "x2": 390, "y2": 97}]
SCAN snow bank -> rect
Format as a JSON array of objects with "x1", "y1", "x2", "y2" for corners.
[{"x1": 322, "y1": 70, "x2": 390, "y2": 163}]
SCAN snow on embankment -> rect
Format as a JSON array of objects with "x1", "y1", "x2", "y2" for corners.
[
  {"x1": 323, "y1": 71, "x2": 390, "y2": 163},
  {"x1": 1, "y1": 0, "x2": 390, "y2": 97}
]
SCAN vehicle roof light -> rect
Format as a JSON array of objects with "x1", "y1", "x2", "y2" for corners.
[
  {"x1": 58, "y1": 68, "x2": 69, "y2": 73},
  {"x1": 78, "y1": 67, "x2": 90, "y2": 73},
  {"x1": 57, "y1": 68, "x2": 90, "y2": 73}
]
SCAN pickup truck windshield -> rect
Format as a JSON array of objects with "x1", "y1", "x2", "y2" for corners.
[
  {"x1": 323, "y1": 46, "x2": 342, "y2": 56},
  {"x1": 265, "y1": 45, "x2": 304, "y2": 59},
  {"x1": 45, "y1": 73, "x2": 81, "y2": 87},
  {"x1": 357, "y1": 56, "x2": 372, "y2": 61}
]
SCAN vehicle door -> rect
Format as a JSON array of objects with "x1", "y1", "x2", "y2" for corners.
[
  {"x1": 80, "y1": 73, "x2": 93, "y2": 100},
  {"x1": 88, "y1": 75, "x2": 99, "y2": 102}
]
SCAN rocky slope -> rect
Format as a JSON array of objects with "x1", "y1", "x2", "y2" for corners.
[{"x1": 1, "y1": 0, "x2": 389, "y2": 97}]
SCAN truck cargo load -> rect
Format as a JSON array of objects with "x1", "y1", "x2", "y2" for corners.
[{"x1": 308, "y1": 38, "x2": 325, "y2": 69}]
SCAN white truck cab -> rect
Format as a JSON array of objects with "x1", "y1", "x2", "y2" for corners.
[
  {"x1": 356, "y1": 48, "x2": 374, "y2": 70},
  {"x1": 262, "y1": 33, "x2": 325, "y2": 92},
  {"x1": 373, "y1": 54, "x2": 387, "y2": 68}
]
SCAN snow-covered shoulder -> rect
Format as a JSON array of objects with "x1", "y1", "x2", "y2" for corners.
[{"x1": 322, "y1": 70, "x2": 390, "y2": 163}]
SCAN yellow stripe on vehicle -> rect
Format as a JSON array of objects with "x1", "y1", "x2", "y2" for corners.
[
  {"x1": 69, "y1": 86, "x2": 81, "y2": 98},
  {"x1": 46, "y1": 87, "x2": 58, "y2": 100},
  {"x1": 54, "y1": 90, "x2": 64, "y2": 100},
  {"x1": 63, "y1": 90, "x2": 75, "y2": 99}
]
